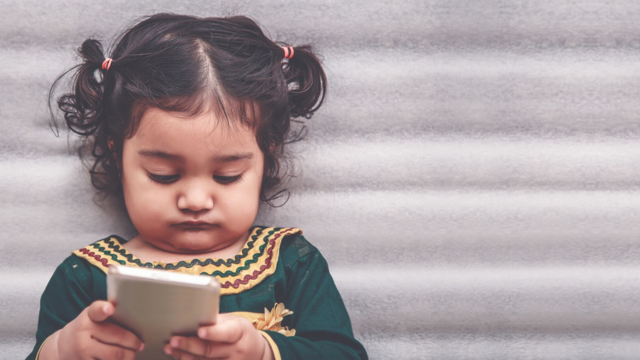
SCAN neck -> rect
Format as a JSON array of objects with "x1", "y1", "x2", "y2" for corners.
[{"x1": 122, "y1": 232, "x2": 249, "y2": 263}]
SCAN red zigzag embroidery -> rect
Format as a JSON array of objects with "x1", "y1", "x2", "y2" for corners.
[{"x1": 220, "y1": 228, "x2": 288, "y2": 289}]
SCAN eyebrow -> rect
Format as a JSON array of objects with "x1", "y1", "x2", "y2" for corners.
[{"x1": 138, "y1": 150, "x2": 254, "y2": 163}]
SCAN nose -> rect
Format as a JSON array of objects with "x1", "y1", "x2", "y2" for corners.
[{"x1": 177, "y1": 178, "x2": 214, "y2": 212}]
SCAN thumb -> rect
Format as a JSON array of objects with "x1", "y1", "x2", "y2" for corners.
[{"x1": 87, "y1": 300, "x2": 114, "y2": 323}]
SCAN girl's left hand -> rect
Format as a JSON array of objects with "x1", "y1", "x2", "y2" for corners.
[{"x1": 164, "y1": 313, "x2": 274, "y2": 360}]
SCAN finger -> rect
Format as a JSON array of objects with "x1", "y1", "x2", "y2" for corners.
[
  {"x1": 197, "y1": 319, "x2": 244, "y2": 343},
  {"x1": 86, "y1": 300, "x2": 114, "y2": 323},
  {"x1": 165, "y1": 344, "x2": 223, "y2": 360},
  {"x1": 89, "y1": 339, "x2": 137, "y2": 360},
  {"x1": 92, "y1": 322, "x2": 144, "y2": 352},
  {"x1": 168, "y1": 336, "x2": 215, "y2": 358}
]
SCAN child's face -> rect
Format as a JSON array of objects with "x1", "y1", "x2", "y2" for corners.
[{"x1": 120, "y1": 106, "x2": 264, "y2": 254}]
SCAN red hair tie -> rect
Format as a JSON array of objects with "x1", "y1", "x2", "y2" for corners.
[
  {"x1": 102, "y1": 58, "x2": 113, "y2": 70},
  {"x1": 282, "y1": 46, "x2": 294, "y2": 59}
]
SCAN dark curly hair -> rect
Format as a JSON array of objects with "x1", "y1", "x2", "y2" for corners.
[{"x1": 49, "y1": 13, "x2": 326, "y2": 207}]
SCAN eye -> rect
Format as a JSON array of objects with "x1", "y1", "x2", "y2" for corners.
[
  {"x1": 147, "y1": 172, "x2": 179, "y2": 184},
  {"x1": 214, "y1": 174, "x2": 243, "y2": 185}
]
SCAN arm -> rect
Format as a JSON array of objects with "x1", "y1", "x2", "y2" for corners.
[
  {"x1": 262, "y1": 241, "x2": 368, "y2": 360},
  {"x1": 25, "y1": 256, "x2": 143, "y2": 360},
  {"x1": 163, "y1": 235, "x2": 368, "y2": 360},
  {"x1": 26, "y1": 256, "x2": 94, "y2": 360}
]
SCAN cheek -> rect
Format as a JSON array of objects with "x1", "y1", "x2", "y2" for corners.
[
  {"x1": 245, "y1": 169, "x2": 264, "y2": 211},
  {"x1": 246, "y1": 163, "x2": 265, "y2": 198},
  {"x1": 218, "y1": 171, "x2": 262, "y2": 218},
  {"x1": 122, "y1": 169, "x2": 170, "y2": 221}
]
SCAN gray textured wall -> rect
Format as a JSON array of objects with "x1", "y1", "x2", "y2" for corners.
[{"x1": 2, "y1": 1, "x2": 640, "y2": 359}]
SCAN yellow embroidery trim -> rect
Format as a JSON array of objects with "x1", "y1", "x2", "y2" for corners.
[
  {"x1": 231, "y1": 311, "x2": 264, "y2": 323},
  {"x1": 72, "y1": 227, "x2": 301, "y2": 295}
]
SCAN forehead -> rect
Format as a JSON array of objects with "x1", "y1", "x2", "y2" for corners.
[{"x1": 130, "y1": 107, "x2": 259, "y2": 155}]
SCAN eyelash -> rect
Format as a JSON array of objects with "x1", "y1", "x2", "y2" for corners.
[{"x1": 147, "y1": 172, "x2": 243, "y2": 185}]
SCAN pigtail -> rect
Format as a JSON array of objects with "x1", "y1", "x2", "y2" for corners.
[
  {"x1": 282, "y1": 45, "x2": 327, "y2": 119},
  {"x1": 56, "y1": 39, "x2": 109, "y2": 136},
  {"x1": 49, "y1": 38, "x2": 122, "y2": 199},
  {"x1": 255, "y1": 44, "x2": 327, "y2": 207}
]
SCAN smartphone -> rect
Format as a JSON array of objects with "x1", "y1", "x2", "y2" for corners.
[{"x1": 107, "y1": 265, "x2": 220, "y2": 360}]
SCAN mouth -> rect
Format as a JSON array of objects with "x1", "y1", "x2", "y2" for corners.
[{"x1": 173, "y1": 221, "x2": 217, "y2": 229}]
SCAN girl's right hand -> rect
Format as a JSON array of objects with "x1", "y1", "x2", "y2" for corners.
[{"x1": 51, "y1": 300, "x2": 144, "y2": 360}]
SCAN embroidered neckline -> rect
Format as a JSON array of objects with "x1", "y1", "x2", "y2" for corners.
[
  {"x1": 72, "y1": 226, "x2": 301, "y2": 295},
  {"x1": 87, "y1": 226, "x2": 265, "y2": 269}
]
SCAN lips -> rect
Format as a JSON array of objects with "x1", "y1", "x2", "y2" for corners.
[
  {"x1": 173, "y1": 221, "x2": 217, "y2": 228},
  {"x1": 179, "y1": 221, "x2": 214, "y2": 226}
]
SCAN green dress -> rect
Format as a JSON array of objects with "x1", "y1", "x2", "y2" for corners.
[{"x1": 25, "y1": 226, "x2": 368, "y2": 360}]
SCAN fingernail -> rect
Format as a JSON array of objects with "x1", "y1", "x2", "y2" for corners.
[
  {"x1": 103, "y1": 305, "x2": 111, "y2": 315},
  {"x1": 198, "y1": 328, "x2": 207, "y2": 338},
  {"x1": 138, "y1": 343, "x2": 145, "y2": 352},
  {"x1": 164, "y1": 347, "x2": 172, "y2": 355},
  {"x1": 171, "y1": 338, "x2": 180, "y2": 347}
]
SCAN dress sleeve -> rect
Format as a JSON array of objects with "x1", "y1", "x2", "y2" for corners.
[
  {"x1": 25, "y1": 255, "x2": 95, "y2": 360},
  {"x1": 262, "y1": 238, "x2": 368, "y2": 360}
]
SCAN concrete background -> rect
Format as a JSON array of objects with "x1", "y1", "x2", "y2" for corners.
[{"x1": 2, "y1": 0, "x2": 640, "y2": 359}]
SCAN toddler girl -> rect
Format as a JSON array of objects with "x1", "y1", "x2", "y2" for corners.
[{"x1": 26, "y1": 13, "x2": 368, "y2": 360}]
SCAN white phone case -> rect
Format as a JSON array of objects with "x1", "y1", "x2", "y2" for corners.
[{"x1": 107, "y1": 265, "x2": 220, "y2": 360}]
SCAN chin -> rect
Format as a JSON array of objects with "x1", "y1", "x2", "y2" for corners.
[{"x1": 172, "y1": 231, "x2": 223, "y2": 253}]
